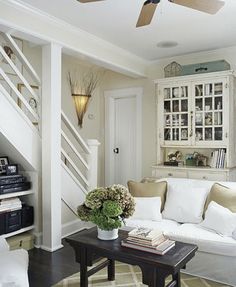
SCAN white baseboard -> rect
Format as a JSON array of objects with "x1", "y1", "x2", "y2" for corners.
[
  {"x1": 40, "y1": 244, "x2": 64, "y2": 252},
  {"x1": 61, "y1": 219, "x2": 94, "y2": 238}
]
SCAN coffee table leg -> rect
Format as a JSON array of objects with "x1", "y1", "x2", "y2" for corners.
[
  {"x1": 173, "y1": 272, "x2": 181, "y2": 287},
  {"x1": 108, "y1": 259, "x2": 115, "y2": 281},
  {"x1": 80, "y1": 247, "x2": 88, "y2": 287}
]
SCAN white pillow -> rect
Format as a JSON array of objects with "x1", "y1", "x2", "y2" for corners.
[
  {"x1": 200, "y1": 201, "x2": 236, "y2": 237},
  {"x1": 130, "y1": 197, "x2": 162, "y2": 221},
  {"x1": 233, "y1": 229, "x2": 236, "y2": 240},
  {"x1": 0, "y1": 236, "x2": 9, "y2": 252},
  {"x1": 162, "y1": 184, "x2": 209, "y2": 223}
]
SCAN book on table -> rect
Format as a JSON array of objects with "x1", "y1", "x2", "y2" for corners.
[
  {"x1": 121, "y1": 238, "x2": 175, "y2": 255},
  {"x1": 122, "y1": 227, "x2": 175, "y2": 255}
]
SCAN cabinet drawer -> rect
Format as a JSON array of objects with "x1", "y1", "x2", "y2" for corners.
[
  {"x1": 152, "y1": 168, "x2": 188, "y2": 179},
  {"x1": 188, "y1": 170, "x2": 227, "y2": 181}
]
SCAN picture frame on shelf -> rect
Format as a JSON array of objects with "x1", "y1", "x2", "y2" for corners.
[
  {"x1": 6, "y1": 164, "x2": 18, "y2": 176},
  {"x1": 0, "y1": 156, "x2": 9, "y2": 175},
  {"x1": 0, "y1": 35, "x2": 23, "y2": 76}
]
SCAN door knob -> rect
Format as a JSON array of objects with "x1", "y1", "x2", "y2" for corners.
[{"x1": 113, "y1": 148, "x2": 119, "y2": 154}]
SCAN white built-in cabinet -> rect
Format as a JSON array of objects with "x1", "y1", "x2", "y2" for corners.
[{"x1": 152, "y1": 70, "x2": 236, "y2": 181}]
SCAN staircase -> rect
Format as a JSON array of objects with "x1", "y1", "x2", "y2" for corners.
[{"x1": 0, "y1": 31, "x2": 99, "y2": 241}]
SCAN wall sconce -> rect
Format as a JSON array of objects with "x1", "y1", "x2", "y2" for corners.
[
  {"x1": 72, "y1": 93, "x2": 91, "y2": 128},
  {"x1": 68, "y1": 70, "x2": 100, "y2": 128}
]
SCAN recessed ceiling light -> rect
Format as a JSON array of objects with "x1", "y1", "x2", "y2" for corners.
[{"x1": 157, "y1": 41, "x2": 178, "y2": 48}]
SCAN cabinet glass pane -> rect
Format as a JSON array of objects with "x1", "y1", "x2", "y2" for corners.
[
  {"x1": 215, "y1": 97, "x2": 223, "y2": 110},
  {"x1": 215, "y1": 127, "x2": 223, "y2": 140},
  {"x1": 181, "y1": 114, "x2": 188, "y2": 126},
  {"x1": 195, "y1": 85, "x2": 203, "y2": 97},
  {"x1": 172, "y1": 100, "x2": 179, "y2": 112},
  {"x1": 205, "y1": 97, "x2": 212, "y2": 111},
  {"x1": 164, "y1": 88, "x2": 171, "y2": 99},
  {"x1": 172, "y1": 87, "x2": 180, "y2": 98},
  {"x1": 214, "y1": 112, "x2": 223, "y2": 125},
  {"x1": 181, "y1": 86, "x2": 188, "y2": 98},
  {"x1": 205, "y1": 112, "x2": 213, "y2": 126},
  {"x1": 172, "y1": 128, "x2": 179, "y2": 140},
  {"x1": 181, "y1": 128, "x2": 188, "y2": 140},
  {"x1": 214, "y1": 83, "x2": 223, "y2": 95},
  {"x1": 164, "y1": 101, "x2": 171, "y2": 113},
  {"x1": 204, "y1": 83, "x2": 213, "y2": 96},
  {"x1": 195, "y1": 98, "x2": 203, "y2": 111},
  {"x1": 164, "y1": 115, "x2": 171, "y2": 127},
  {"x1": 205, "y1": 128, "x2": 213, "y2": 141},
  {"x1": 195, "y1": 112, "x2": 203, "y2": 126},
  {"x1": 181, "y1": 99, "x2": 188, "y2": 111},
  {"x1": 164, "y1": 128, "x2": 171, "y2": 140},
  {"x1": 196, "y1": 128, "x2": 203, "y2": 141},
  {"x1": 172, "y1": 114, "x2": 179, "y2": 126}
]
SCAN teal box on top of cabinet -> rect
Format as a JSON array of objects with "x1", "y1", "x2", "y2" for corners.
[{"x1": 182, "y1": 60, "x2": 231, "y2": 76}]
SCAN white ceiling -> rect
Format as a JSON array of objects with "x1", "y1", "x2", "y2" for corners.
[{"x1": 17, "y1": 0, "x2": 236, "y2": 61}]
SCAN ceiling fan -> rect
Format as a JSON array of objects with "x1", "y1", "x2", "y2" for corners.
[{"x1": 78, "y1": 0, "x2": 225, "y2": 27}]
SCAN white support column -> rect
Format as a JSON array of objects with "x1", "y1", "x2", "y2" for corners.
[
  {"x1": 41, "y1": 43, "x2": 63, "y2": 252},
  {"x1": 87, "y1": 139, "x2": 100, "y2": 190}
]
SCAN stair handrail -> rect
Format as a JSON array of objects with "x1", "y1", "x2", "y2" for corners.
[
  {"x1": 0, "y1": 46, "x2": 39, "y2": 103},
  {"x1": 0, "y1": 32, "x2": 41, "y2": 86},
  {"x1": 61, "y1": 130, "x2": 89, "y2": 170},
  {"x1": 0, "y1": 68, "x2": 39, "y2": 121},
  {"x1": 61, "y1": 111, "x2": 91, "y2": 154}
]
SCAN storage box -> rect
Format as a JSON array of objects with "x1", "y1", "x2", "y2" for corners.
[
  {"x1": 6, "y1": 232, "x2": 34, "y2": 251},
  {"x1": 182, "y1": 60, "x2": 230, "y2": 76}
]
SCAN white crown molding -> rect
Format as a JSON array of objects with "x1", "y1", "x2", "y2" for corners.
[{"x1": 0, "y1": 0, "x2": 149, "y2": 77}]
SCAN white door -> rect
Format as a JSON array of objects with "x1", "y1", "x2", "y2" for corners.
[{"x1": 105, "y1": 88, "x2": 142, "y2": 186}]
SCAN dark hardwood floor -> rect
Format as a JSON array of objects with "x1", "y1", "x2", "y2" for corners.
[{"x1": 28, "y1": 239, "x2": 80, "y2": 287}]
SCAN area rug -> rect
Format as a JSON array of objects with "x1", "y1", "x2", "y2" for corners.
[{"x1": 54, "y1": 260, "x2": 230, "y2": 287}]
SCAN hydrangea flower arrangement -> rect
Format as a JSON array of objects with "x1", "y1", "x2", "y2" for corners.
[{"x1": 77, "y1": 184, "x2": 135, "y2": 230}]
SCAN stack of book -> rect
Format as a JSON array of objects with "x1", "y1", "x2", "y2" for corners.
[
  {"x1": 121, "y1": 227, "x2": 175, "y2": 255},
  {"x1": 0, "y1": 197, "x2": 22, "y2": 213},
  {"x1": 209, "y1": 148, "x2": 226, "y2": 168}
]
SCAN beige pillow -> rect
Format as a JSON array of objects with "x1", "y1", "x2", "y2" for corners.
[
  {"x1": 205, "y1": 183, "x2": 236, "y2": 213},
  {"x1": 127, "y1": 180, "x2": 167, "y2": 211}
]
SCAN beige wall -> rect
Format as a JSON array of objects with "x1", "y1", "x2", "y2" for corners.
[{"x1": 61, "y1": 46, "x2": 236, "y2": 186}]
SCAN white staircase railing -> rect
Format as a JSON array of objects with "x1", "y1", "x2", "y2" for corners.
[
  {"x1": 61, "y1": 111, "x2": 100, "y2": 194},
  {"x1": 0, "y1": 32, "x2": 41, "y2": 129}
]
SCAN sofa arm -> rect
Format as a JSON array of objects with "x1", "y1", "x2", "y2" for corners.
[{"x1": 0, "y1": 235, "x2": 9, "y2": 252}]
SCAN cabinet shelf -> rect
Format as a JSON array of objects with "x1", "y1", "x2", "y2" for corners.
[
  {"x1": 2, "y1": 225, "x2": 34, "y2": 238},
  {"x1": 0, "y1": 189, "x2": 34, "y2": 200}
]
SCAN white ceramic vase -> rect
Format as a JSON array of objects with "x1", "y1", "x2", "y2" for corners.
[{"x1": 97, "y1": 227, "x2": 118, "y2": 240}]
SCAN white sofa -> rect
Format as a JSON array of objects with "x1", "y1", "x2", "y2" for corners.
[
  {"x1": 0, "y1": 236, "x2": 29, "y2": 287},
  {"x1": 125, "y1": 177, "x2": 236, "y2": 287}
]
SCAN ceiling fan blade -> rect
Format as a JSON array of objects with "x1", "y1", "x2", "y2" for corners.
[
  {"x1": 136, "y1": 1, "x2": 158, "y2": 27},
  {"x1": 169, "y1": 0, "x2": 225, "y2": 15},
  {"x1": 78, "y1": 0, "x2": 104, "y2": 3}
]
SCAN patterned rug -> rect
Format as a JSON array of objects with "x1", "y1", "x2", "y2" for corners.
[{"x1": 54, "y1": 260, "x2": 230, "y2": 287}]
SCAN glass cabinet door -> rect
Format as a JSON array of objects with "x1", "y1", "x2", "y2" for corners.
[
  {"x1": 163, "y1": 84, "x2": 190, "y2": 144},
  {"x1": 194, "y1": 81, "x2": 225, "y2": 144}
]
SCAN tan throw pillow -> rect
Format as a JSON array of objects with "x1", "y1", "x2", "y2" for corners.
[
  {"x1": 127, "y1": 180, "x2": 167, "y2": 211},
  {"x1": 205, "y1": 183, "x2": 236, "y2": 213}
]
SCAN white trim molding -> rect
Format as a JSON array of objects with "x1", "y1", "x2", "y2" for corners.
[{"x1": 104, "y1": 87, "x2": 143, "y2": 186}]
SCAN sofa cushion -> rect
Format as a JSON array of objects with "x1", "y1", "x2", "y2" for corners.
[
  {"x1": 127, "y1": 180, "x2": 167, "y2": 211},
  {"x1": 130, "y1": 197, "x2": 162, "y2": 221},
  {"x1": 0, "y1": 236, "x2": 9, "y2": 252},
  {"x1": 165, "y1": 223, "x2": 236, "y2": 257},
  {"x1": 125, "y1": 218, "x2": 180, "y2": 233},
  {"x1": 162, "y1": 183, "x2": 209, "y2": 223},
  {"x1": 200, "y1": 201, "x2": 236, "y2": 236},
  {"x1": 0, "y1": 249, "x2": 29, "y2": 286},
  {"x1": 205, "y1": 183, "x2": 236, "y2": 214}
]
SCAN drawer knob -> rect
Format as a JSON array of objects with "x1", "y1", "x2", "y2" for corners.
[
  {"x1": 202, "y1": 176, "x2": 207, "y2": 180},
  {"x1": 168, "y1": 173, "x2": 173, "y2": 177}
]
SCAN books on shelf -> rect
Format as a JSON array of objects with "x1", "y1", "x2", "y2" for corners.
[
  {"x1": 0, "y1": 197, "x2": 22, "y2": 212},
  {"x1": 121, "y1": 228, "x2": 175, "y2": 255},
  {"x1": 210, "y1": 148, "x2": 226, "y2": 169}
]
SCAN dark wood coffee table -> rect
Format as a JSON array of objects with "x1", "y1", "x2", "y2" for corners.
[{"x1": 66, "y1": 227, "x2": 197, "y2": 287}]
